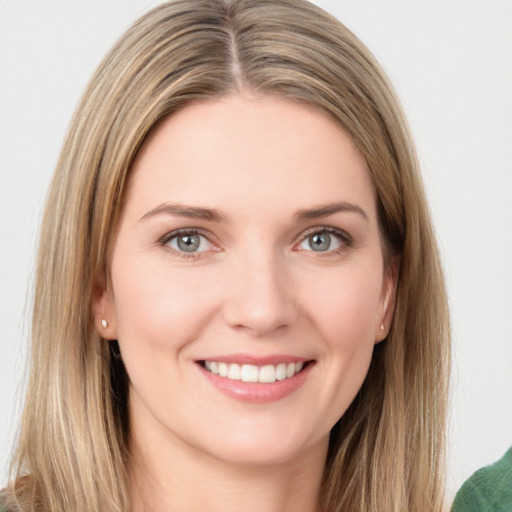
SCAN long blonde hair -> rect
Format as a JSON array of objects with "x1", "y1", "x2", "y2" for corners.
[{"x1": 4, "y1": 1, "x2": 450, "y2": 511}]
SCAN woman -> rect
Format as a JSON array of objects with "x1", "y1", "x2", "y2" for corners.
[{"x1": 1, "y1": 0, "x2": 450, "y2": 511}]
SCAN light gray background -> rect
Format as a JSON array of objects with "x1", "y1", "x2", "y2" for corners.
[{"x1": 1, "y1": 0, "x2": 511, "y2": 502}]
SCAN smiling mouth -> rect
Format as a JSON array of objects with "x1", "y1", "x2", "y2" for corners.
[{"x1": 199, "y1": 361, "x2": 310, "y2": 384}]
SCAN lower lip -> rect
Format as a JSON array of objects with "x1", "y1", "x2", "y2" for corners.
[{"x1": 198, "y1": 363, "x2": 313, "y2": 404}]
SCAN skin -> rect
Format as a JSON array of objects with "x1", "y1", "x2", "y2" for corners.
[{"x1": 96, "y1": 94, "x2": 396, "y2": 512}]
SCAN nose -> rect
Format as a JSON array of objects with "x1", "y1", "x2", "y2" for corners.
[{"x1": 222, "y1": 250, "x2": 298, "y2": 337}]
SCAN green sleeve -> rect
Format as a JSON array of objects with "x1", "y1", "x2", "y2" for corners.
[{"x1": 451, "y1": 447, "x2": 512, "y2": 512}]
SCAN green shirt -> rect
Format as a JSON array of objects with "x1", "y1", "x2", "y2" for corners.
[{"x1": 452, "y1": 447, "x2": 512, "y2": 512}]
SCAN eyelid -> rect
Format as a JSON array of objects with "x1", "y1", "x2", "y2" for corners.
[
  {"x1": 158, "y1": 228, "x2": 220, "y2": 257},
  {"x1": 158, "y1": 227, "x2": 206, "y2": 245},
  {"x1": 294, "y1": 225, "x2": 354, "y2": 252},
  {"x1": 157, "y1": 225, "x2": 352, "y2": 257}
]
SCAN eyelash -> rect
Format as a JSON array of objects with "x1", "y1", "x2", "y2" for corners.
[
  {"x1": 158, "y1": 228, "x2": 215, "y2": 259},
  {"x1": 158, "y1": 225, "x2": 353, "y2": 259},
  {"x1": 296, "y1": 226, "x2": 354, "y2": 255}
]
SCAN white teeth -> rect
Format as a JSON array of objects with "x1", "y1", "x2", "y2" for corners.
[
  {"x1": 227, "y1": 363, "x2": 241, "y2": 380},
  {"x1": 275, "y1": 363, "x2": 287, "y2": 381},
  {"x1": 259, "y1": 365, "x2": 276, "y2": 383},
  {"x1": 204, "y1": 361, "x2": 306, "y2": 383},
  {"x1": 218, "y1": 362, "x2": 228, "y2": 377},
  {"x1": 240, "y1": 364, "x2": 259, "y2": 383}
]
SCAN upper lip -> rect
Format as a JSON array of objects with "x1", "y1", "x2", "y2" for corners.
[{"x1": 196, "y1": 354, "x2": 313, "y2": 366}]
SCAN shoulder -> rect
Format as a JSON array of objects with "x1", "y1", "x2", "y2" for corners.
[{"x1": 451, "y1": 446, "x2": 512, "y2": 512}]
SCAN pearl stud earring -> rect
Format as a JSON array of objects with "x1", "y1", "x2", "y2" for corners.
[{"x1": 101, "y1": 319, "x2": 108, "y2": 329}]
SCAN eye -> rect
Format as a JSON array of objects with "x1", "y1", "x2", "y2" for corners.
[
  {"x1": 297, "y1": 228, "x2": 351, "y2": 253},
  {"x1": 162, "y1": 230, "x2": 215, "y2": 254}
]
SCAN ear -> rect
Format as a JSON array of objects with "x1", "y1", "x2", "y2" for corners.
[
  {"x1": 375, "y1": 255, "x2": 400, "y2": 343},
  {"x1": 92, "y1": 282, "x2": 118, "y2": 340}
]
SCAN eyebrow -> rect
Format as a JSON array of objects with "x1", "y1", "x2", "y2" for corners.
[
  {"x1": 139, "y1": 203, "x2": 225, "y2": 222},
  {"x1": 295, "y1": 201, "x2": 368, "y2": 222},
  {"x1": 139, "y1": 200, "x2": 368, "y2": 223}
]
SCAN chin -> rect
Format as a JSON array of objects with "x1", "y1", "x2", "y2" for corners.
[{"x1": 192, "y1": 424, "x2": 328, "y2": 469}]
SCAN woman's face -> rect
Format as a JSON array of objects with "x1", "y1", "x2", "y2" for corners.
[{"x1": 99, "y1": 95, "x2": 395, "y2": 468}]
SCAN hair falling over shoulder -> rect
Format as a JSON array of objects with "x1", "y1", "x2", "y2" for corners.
[{"x1": 3, "y1": 1, "x2": 450, "y2": 511}]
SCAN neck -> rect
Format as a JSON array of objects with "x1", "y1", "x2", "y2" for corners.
[{"x1": 129, "y1": 426, "x2": 327, "y2": 512}]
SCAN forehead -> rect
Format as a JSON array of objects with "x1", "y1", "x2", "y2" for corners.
[{"x1": 126, "y1": 94, "x2": 377, "y2": 222}]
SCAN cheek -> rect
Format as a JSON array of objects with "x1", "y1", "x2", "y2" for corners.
[
  {"x1": 302, "y1": 265, "x2": 383, "y2": 345},
  {"x1": 300, "y1": 268, "x2": 383, "y2": 425},
  {"x1": 111, "y1": 256, "x2": 219, "y2": 350},
  {"x1": 304, "y1": 265, "x2": 381, "y2": 380},
  {"x1": 109, "y1": 259, "x2": 222, "y2": 410}
]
